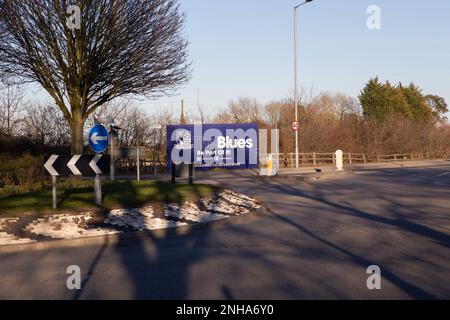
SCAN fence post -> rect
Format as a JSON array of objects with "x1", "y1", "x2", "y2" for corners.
[
  {"x1": 362, "y1": 154, "x2": 367, "y2": 164},
  {"x1": 348, "y1": 153, "x2": 352, "y2": 164},
  {"x1": 332, "y1": 152, "x2": 336, "y2": 165},
  {"x1": 313, "y1": 152, "x2": 316, "y2": 166}
]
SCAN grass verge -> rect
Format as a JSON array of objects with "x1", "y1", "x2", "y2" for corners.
[{"x1": 0, "y1": 180, "x2": 218, "y2": 215}]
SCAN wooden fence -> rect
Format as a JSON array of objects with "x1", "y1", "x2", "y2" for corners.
[
  {"x1": 270, "y1": 152, "x2": 432, "y2": 168},
  {"x1": 112, "y1": 147, "x2": 433, "y2": 172}
]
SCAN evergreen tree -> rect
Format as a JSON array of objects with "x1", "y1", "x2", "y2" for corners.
[{"x1": 400, "y1": 83, "x2": 430, "y2": 120}]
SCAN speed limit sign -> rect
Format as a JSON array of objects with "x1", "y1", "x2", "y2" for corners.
[{"x1": 292, "y1": 120, "x2": 300, "y2": 132}]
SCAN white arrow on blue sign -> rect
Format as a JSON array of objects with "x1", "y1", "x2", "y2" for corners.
[{"x1": 89, "y1": 124, "x2": 109, "y2": 153}]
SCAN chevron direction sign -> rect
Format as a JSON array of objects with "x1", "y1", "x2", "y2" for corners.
[{"x1": 44, "y1": 154, "x2": 110, "y2": 176}]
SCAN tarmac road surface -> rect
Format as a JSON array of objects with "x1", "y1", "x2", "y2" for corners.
[{"x1": 0, "y1": 161, "x2": 449, "y2": 299}]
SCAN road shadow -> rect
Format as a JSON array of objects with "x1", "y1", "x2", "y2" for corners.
[{"x1": 75, "y1": 179, "x2": 216, "y2": 299}]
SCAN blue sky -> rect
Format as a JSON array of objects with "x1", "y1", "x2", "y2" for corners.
[
  {"x1": 145, "y1": 0, "x2": 450, "y2": 117},
  {"x1": 25, "y1": 1, "x2": 450, "y2": 117}
]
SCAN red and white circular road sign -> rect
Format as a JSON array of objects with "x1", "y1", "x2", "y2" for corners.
[{"x1": 292, "y1": 120, "x2": 300, "y2": 132}]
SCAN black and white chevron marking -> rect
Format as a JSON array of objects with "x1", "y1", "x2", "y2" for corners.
[{"x1": 44, "y1": 154, "x2": 110, "y2": 176}]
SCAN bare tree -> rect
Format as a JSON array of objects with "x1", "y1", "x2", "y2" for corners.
[
  {"x1": 23, "y1": 103, "x2": 71, "y2": 146},
  {"x1": 333, "y1": 93, "x2": 359, "y2": 122},
  {"x1": 265, "y1": 101, "x2": 284, "y2": 129},
  {"x1": 228, "y1": 97, "x2": 261, "y2": 123},
  {"x1": 0, "y1": 0, "x2": 190, "y2": 153},
  {"x1": 0, "y1": 84, "x2": 24, "y2": 136}
]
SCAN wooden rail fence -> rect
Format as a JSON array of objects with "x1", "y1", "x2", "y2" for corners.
[
  {"x1": 111, "y1": 147, "x2": 433, "y2": 172},
  {"x1": 269, "y1": 152, "x2": 432, "y2": 168}
]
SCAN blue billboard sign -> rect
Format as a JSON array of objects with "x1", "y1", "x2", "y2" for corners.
[{"x1": 167, "y1": 123, "x2": 259, "y2": 170}]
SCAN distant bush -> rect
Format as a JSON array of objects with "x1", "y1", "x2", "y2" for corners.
[
  {"x1": 0, "y1": 153, "x2": 45, "y2": 187},
  {"x1": 58, "y1": 178, "x2": 93, "y2": 191},
  {"x1": 0, "y1": 176, "x2": 93, "y2": 198},
  {"x1": 0, "y1": 180, "x2": 48, "y2": 197}
]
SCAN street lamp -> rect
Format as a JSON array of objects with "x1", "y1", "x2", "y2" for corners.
[{"x1": 293, "y1": 0, "x2": 313, "y2": 168}]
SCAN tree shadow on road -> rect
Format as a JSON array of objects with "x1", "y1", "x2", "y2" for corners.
[{"x1": 73, "y1": 180, "x2": 215, "y2": 299}]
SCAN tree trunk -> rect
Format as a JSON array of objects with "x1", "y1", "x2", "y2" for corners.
[{"x1": 70, "y1": 119, "x2": 84, "y2": 155}]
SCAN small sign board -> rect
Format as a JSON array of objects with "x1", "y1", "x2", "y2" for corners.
[
  {"x1": 106, "y1": 147, "x2": 146, "y2": 159},
  {"x1": 292, "y1": 120, "x2": 300, "y2": 132}
]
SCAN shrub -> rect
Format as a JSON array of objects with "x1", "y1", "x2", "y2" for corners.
[{"x1": 0, "y1": 153, "x2": 45, "y2": 187}]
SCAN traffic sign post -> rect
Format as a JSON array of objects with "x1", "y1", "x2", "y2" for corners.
[
  {"x1": 44, "y1": 154, "x2": 110, "y2": 208},
  {"x1": 149, "y1": 125, "x2": 162, "y2": 175},
  {"x1": 52, "y1": 176, "x2": 57, "y2": 209},
  {"x1": 94, "y1": 174, "x2": 102, "y2": 205},
  {"x1": 137, "y1": 147, "x2": 140, "y2": 182}
]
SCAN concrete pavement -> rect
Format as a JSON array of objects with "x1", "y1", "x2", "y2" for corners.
[{"x1": 0, "y1": 161, "x2": 449, "y2": 299}]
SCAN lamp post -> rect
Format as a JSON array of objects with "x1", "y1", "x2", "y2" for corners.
[{"x1": 293, "y1": 0, "x2": 313, "y2": 168}]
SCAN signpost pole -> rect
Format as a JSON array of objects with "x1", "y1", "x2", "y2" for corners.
[
  {"x1": 153, "y1": 133, "x2": 157, "y2": 175},
  {"x1": 110, "y1": 135, "x2": 115, "y2": 181},
  {"x1": 52, "y1": 175, "x2": 57, "y2": 209},
  {"x1": 137, "y1": 146, "x2": 140, "y2": 182},
  {"x1": 188, "y1": 163, "x2": 193, "y2": 184},
  {"x1": 171, "y1": 162, "x2": 176, "y2": 184},
  {"x1": 94, "y1": 174, "x2": 102, "y2": 205},
  {"x1": 45, "y1": 153, "x2": 109, "y2": 209}
]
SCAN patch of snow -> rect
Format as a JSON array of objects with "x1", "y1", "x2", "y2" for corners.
[
  {"x1": 0, "y1": 232, "x2": 36, "y2": 245},
  {"x1": 219, "y1": 190, "x2": 260, "y2": 209},
  {"x1": 0, "y1": 218, "x2": 36, "y2": 245},
  {"x1": 25, "y1": 213, "x2": 121, "y2": 239},
  {"x1": 202, "y1": 196, "x2": 250, "y2": 215},
  {"x1": 1, "y1": 189, "x2": 259, "y2": 245},
  {"x1": 165, "y1": 202, "x2": 228, "y2": 223},
  {"x1": 106, "y1": 206, "x2": 187, "y2": 231},
  {"x1": 0, "y1": 218, "x2": 19, "y2": 229}
]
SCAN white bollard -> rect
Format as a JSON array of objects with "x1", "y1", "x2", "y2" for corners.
[{"x1": 335, "y1": 150, "x2": 344, "y2": 171}]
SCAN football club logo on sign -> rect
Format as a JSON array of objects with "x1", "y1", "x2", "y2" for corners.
[{"x1": 174, "y1": 129, "x2": 192, "y2": 150}]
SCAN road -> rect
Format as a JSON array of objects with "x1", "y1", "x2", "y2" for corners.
[{"x1": 1, "y1": 161, "x2": 449, "y2": 299}]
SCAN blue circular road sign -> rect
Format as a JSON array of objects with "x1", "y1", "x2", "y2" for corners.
[{"x1": 89, "y1": 124, "x2": 109, "y2": 153}]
